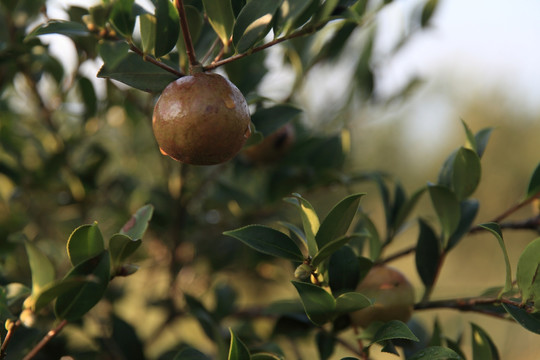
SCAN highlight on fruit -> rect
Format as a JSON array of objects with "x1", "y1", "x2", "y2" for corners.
[{"x1": 152, "y1": 72, "x2": 251, "y2": 165}]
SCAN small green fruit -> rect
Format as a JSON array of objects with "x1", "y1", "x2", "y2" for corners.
[
  {"x1": 152, "y1": 72, "x2": 251, "y2": 165},
  {"x1": 350, "y1": 265, "x2": 415, "y2": 328}
]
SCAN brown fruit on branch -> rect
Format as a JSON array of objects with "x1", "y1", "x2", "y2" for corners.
[
  {"x1": 242, "y1": 123, "x2": 295, "y2": 164},
  {"x1": 152, "y1": 72, "x2": 251, "y2": 165},
  {"x1": 350, "y1": 265, "x2": 415, "y2": 328}
]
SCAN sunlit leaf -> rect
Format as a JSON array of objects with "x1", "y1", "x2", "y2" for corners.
[
  {"x1": 516, "y1": 237, "x2": 540, "y2": 308},
  {"x1": 292, "y1": 281, "x2": 335, "y2": 326},
  {"x1": 233, "y1": 0, "x2": 282, "y2": 53},
  {"x1": 67, "y1": 223, "x2": 105, "y2": 266},
  {"x1": 26, "y1": 20, "x2": 90, "y2": 39},
  {"x1": 479, "y1": 223, "x2": 513, "y2": 295},
  {"x1": 471, "y1": 323, "x2": 500, "y2": 360},
  {"x1": 119, "y1": 204, "x2": 154, "y2": 240},
  {"x1": 224, "y1": 225, "x2": 304, "y2": 261},
  {"x1": 275, "y1": 0, "x2": 313, "y2": 36},
  {"x1": 109, "y1": 234, "x2": 142, "y2": 266},
  {"x1": 284, "y1": 194, "x2": 320, "y2": 257},
  {"x1": 202, "y1": 0, "x2": 235, "y2": 49},
  {"x1": 25, "y1": 242, "x2": 55, "y2": 295},
  {"x1": 110, "y1": 0, "x2": 136, "y2": 38},
  {"x1": 55, "y1": 251, "x2": 111, "y2": 321},
  {"x1": 334, "y1": 292, "x2": 371, "y2": 314},
  {"x1": 33, "y1": 277, "x2": 90, "y2": 312},
  {"x1": 316, "y1": 193, "x2": 364, "y2": 250},
  {"x1": 228, "y1": 328, "x2": 251, "y2": 360}
]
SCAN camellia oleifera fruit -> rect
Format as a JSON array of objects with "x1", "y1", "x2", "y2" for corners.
[
  {"x1": 350, "y1": 265, "x2": 415, "y2": 328},
  {"x1": 152, "y1": 72, "x2": 251, "y2": 165}
]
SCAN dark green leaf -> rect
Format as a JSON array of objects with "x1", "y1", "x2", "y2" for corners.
[
  {"x1": 278, "y1": 221, "x2": 309, "y2": 257},
  {"x1": 223, "y1": 225, "x2": 304, "y2": 261},
  {"x1": 428, "y1": 184, "x2": 460, "y2": 243},
  {"x1": 334, "y1": 292, "x2": 371, "y2": 313},
  {"x1": 251, "y1": 105, "x2": 302, "y2": 136},
  {"x1": 184, "y1": 294, "x2": 220, "y2": 341},
  {"x1": 420, "y1": 0, "x2": 438, "y2": 27},
  {"x1": 479, "y1": 223, "x2": 513, "y2": 294},
  {"x1": 233, "y1": 0, "x2": 282, "y2": 53},
  {"x1": 55, "y1": 251, "x2": 111, "y2": 321},
  {"x1": 452, "y1": 147, "x2": 481, "y2": 200},
  {"x1": 316, "y1": 193, "x2": 364, "y2": 250},
  {"x1": 78, "y1": 76, "x2": 97, "y2": 117},
  {"x1": 111, "y1": 315, "x2": 145, "y2": 360},
  {"x1": 292, "y1": 280, "x2": 335, "y2": 326},
  {"x1": 516, "y1": 237, "x2": 540, "y2": 307},
  {"x1": 503, "y1": 303, "x2": 540, "y2": 334},
  {"x1": 228, "y1": 328, "x2": 251, "y2": 360},
  {"x1": 474, "y1": 127, "x2": 493, "y2": 158},
  {"x1": 526, "y1": 162, "x2": 540, "y2": 200},
  {"x1": 140, "y1": 13, "x2": 156, "y2": 55},
  {"x1": 408, "y1": 346, "x2": 463, "y2": 360},
  {"x1": 155, "y1": 0, "x2": 180, "y2": 57},
  {"x1": 67, "y1": 223, "x2": 105, "y2": 266},
  {"x1": 447, "y1": 199, "x2": 479, "y2": 251},
  {"x1": 415, "y1": 219, "x2": 440, "y2": 295},
  {"x1": 471, "y1": 323, "x2": 499, "y2": 360},
  {"x1": 110, "y1": 0, "x2": 136, "y2": 38},
  {"x1": 312, "y1": 234, "x2": 365, "y2": 267},
  {"x1": 109, "y1": 233, "x2": 142, "y2": 266},
  {"x1": 97, "y1": 52, "x2": 179, "y2": 93},
  {"x1": 173, "y1": 347, "x2": 211, "y2": 360},
  {"x1": 316, "y1": 330, "x2": 335, "y2": 360},
  {"x1": 26, "y1": 20, "x2": 90, "y2": 39},
  {"x1": 328, "y1": 246, "x2": 363, "y2": 294},
  {"x1": 214, "y1": 283, "x2": 238, "y2": 320},
  {"x1": 392, "y1": 186, "x2": 426, "y2": 236},
  {"x1": 251, "y1": 353, "x2": 283, "y2": 360},
  {"x1": 202, "y1": 0, "x2": 235, "y2": 49},
  {"x1": 284, "y1": 194, "x2": 320, "y2": 257},
  {"x1": 437, "y1": 150, "x2": 457, "y2": 189},
  {"x1": 356, "y1": 213, "x2": 380, "y2": 261},
  {"x1": 25, "y1": 242, "x2": 55, "y2": 295},
  {"x1": 98, "y1": 40, "x2": 130, "y2": 69},
  {"x1": 33, "y1": 277, "x2": 89, "y2": 312},
  {"x1": 119, "y1": 204, "x2": 154, "y2": 240},
  {"x1": 369, "y1": 320, "x2": 419, "y2": 345},
  {"x1": 275, "y1": 0, "x2": 313, "y2": 36},
  {"x1": 225, "y1": 50, "x2": 267, "y2": 94}
]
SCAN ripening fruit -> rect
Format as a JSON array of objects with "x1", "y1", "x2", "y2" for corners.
[
  {"x1": 242, "y1": 123, "x2": 295, "y2": 164},
  {"x1": 152, "y1": 72, "x2": 251, "y2": 165},
  {"x1": 350, "y1": 265, "x2": 415, "y2": 328}
]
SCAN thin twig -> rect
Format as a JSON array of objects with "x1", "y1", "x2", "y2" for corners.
[
  {"x1": 201, "y1": 37, "x2": 221, "y2": 65},
  {"x1": 0, "y1": 320, "x2": 21, "y2": 359},
  {"x1": 128, "y1": 43, "x2": 184, "y2": 77},
  {"x1": 174, "y1": 0, "x2": 199, "y2": 71},
  {"x1": 22, "y1": 320, "x2": 68, "y2": 360},
  {"x1": 415, "y1": 296, "x2": 529, "y2": 317}
]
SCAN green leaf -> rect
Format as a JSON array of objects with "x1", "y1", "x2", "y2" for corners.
[
  {"x1": 233, "y1": 0, "x2": 282, "y2": 53},
  {"x1": 67, "y1": 223, "x2": 105, "y2": 266},
  {"x1": 109, "y1": 233, "x2": 142, "y2": 266},
  {"x1": 525, "y1": 162, "x2": 540, "y2": 200},
  {"x1": 447, "y1": 199, "x2": 479, "y2": 251},
  {"x1": 461, "y1": 119, "x2": 476, "y2": 152},
  {"x1": 55, "y1": 251, "x2": 111, "y2": 321},
  {"x1": 392, "y1": 186, "x2": 426, "y2": 236},
  {"x1": 176, "y1": 5, "x2": 204, "y2": 69},
  {"x1": 119, "y1": 204, "x2": 154, "y2": 240},
  {"x1": 155, "y1": 0, "x2": 180, "y2": 57},
  {"x1": 275, "y1": 0, "x2": 313, "y2": 36},
  {"x1": 228, "y1": 328, "x2": 251, "y2": 360},
  {"x1": 278, "y1": 221, "x2": 309, "y2": 257},
  {"x1": 110, "y1": 0, "x2": 136, "y2": 38},
  {"x1": 26, "y1": 20, "x2": 90, "y2": 39},
  {"x1": 356, "y1": 213, "x2": 381, "y2": 261},
  {"x1": 428, "y1": 184, "x2": 460, "y2": 244},
  {"x1": 202, "y1": 0, "x2": 235, "y2": 49},
  {"x1": 291, "y1": 281, "x2": 335, "y2": 326},
  {"x1": 503, "y1": 303, "x2": 540, "y2": 334},
  {"x1": 369, "y1": 320, "x2": 419, "y2": 346},
  {"x1": 5, "y1": 283, "x2": 31, "y2": 307},
  {"x1": 284, "y1": 194, "x2": 320, "y2": 257},
  {"x1": 140, "y1": 13, "x2": 156, "y2": 55},
  {"x1": 479, "y1": 223, "x2": 513, "y2": 295},
  {"x1": 315, "y1": 193, "x2": 364, "y2": 250},
  {"x1": 471, "y1": 323, "x2": 499, "y2": 360},
  {"x1": 251, "y1": 105, "x2": 302, "y2": 136},
  {"x1": 33, "y1": 277, "x2": 90, "y2": 313},
  {"x1": 98, "y1": 40, "x2": 130, "y2": 69},
  {"x1": 78, "y1": 76, "x2": 97, "y2": 117},
  {"x1": 334, "y1": 292, "x2": 371, "y2": 313},
  {"x1": 251, "y1": 353, "x2": 283, "y2": 360},
  {"x1": 516, "y1": 237, "x2": 540, "y2": 307},
  {"x1": 474, "y1": 127, "x2": 493, "y2": 158},
  {"x1": 312, "y1": 233, "x2": 365, "y2": 267},
  {"x1": 25, "y1": 242, "x2": 55, "y2": 296},
  {"x1": 224, "y1": 225, "x2": 304, "y2": 261},
  {"x1": 415, "y1": 219, "x2": 440, "y2": 296},
  {"x1": 173, "y1": 347, "x2": 212, "y2": 360},
  {"x1": 328, "y1": 246, "x2": 364, "y2": 294},
  {"x1": 408, "y1": 346, "x2": 463, "y2": 360},
  {"x1": 451, "y1": 147, "x2": 481, "y2": 200},
  {"x1": 420, "y1": 0, "x2": 438, "y2": 27},
  {"x1": 97, "y1": 52, "x2": 179, "y2": 93},
  {"x1": 316, "y1": 330, "x2": 335, "y2": 360}
]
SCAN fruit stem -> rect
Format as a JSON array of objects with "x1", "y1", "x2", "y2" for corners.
[{"x1": 174, "y1": 0, "x2": 200, "y2": 73}]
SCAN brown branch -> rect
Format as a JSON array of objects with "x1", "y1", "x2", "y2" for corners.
[
  {"x1": 0, "y1": 320, "x2": 21, "y2": 359},
  {"x1": 415, "y1": 296, "x2": 529, "y2": 318},
  {"x1": 22, "y1": 320, "x2": 68, "y2": 360},
  {"x1": 174, "y1": 0, "x2": 199, "y2": 71},
  {"x1": 490, "y1": 190, "x2": 540, "y2": 224},
  {"x1": 128, "y1": 44, "x2": 184, "y2": 77}
]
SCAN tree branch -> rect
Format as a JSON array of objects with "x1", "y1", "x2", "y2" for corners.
[
  {"x1": 415, "y1": 296, "x2": 529, "y2": 318},
  {"x1": 128, "y1": 43, "x2": 184, "y2": 77},
  {"x1": 0, "y1": 320, "x2": 21, "y2": 359},
  {"x1": 22, "y1": 320, "x2": 68, "y2": 360},
  {"x1": 174, "y1": 0, "x2": 199, "y2": 71}
]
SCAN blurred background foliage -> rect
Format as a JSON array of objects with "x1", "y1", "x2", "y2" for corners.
[{"x1": 0, "y1": 0, "x2": 539, "y2": 359}]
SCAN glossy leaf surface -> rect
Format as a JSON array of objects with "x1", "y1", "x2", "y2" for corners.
[{"x1": 67, "y1": 223, "x2": 105, "y2": 266}]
